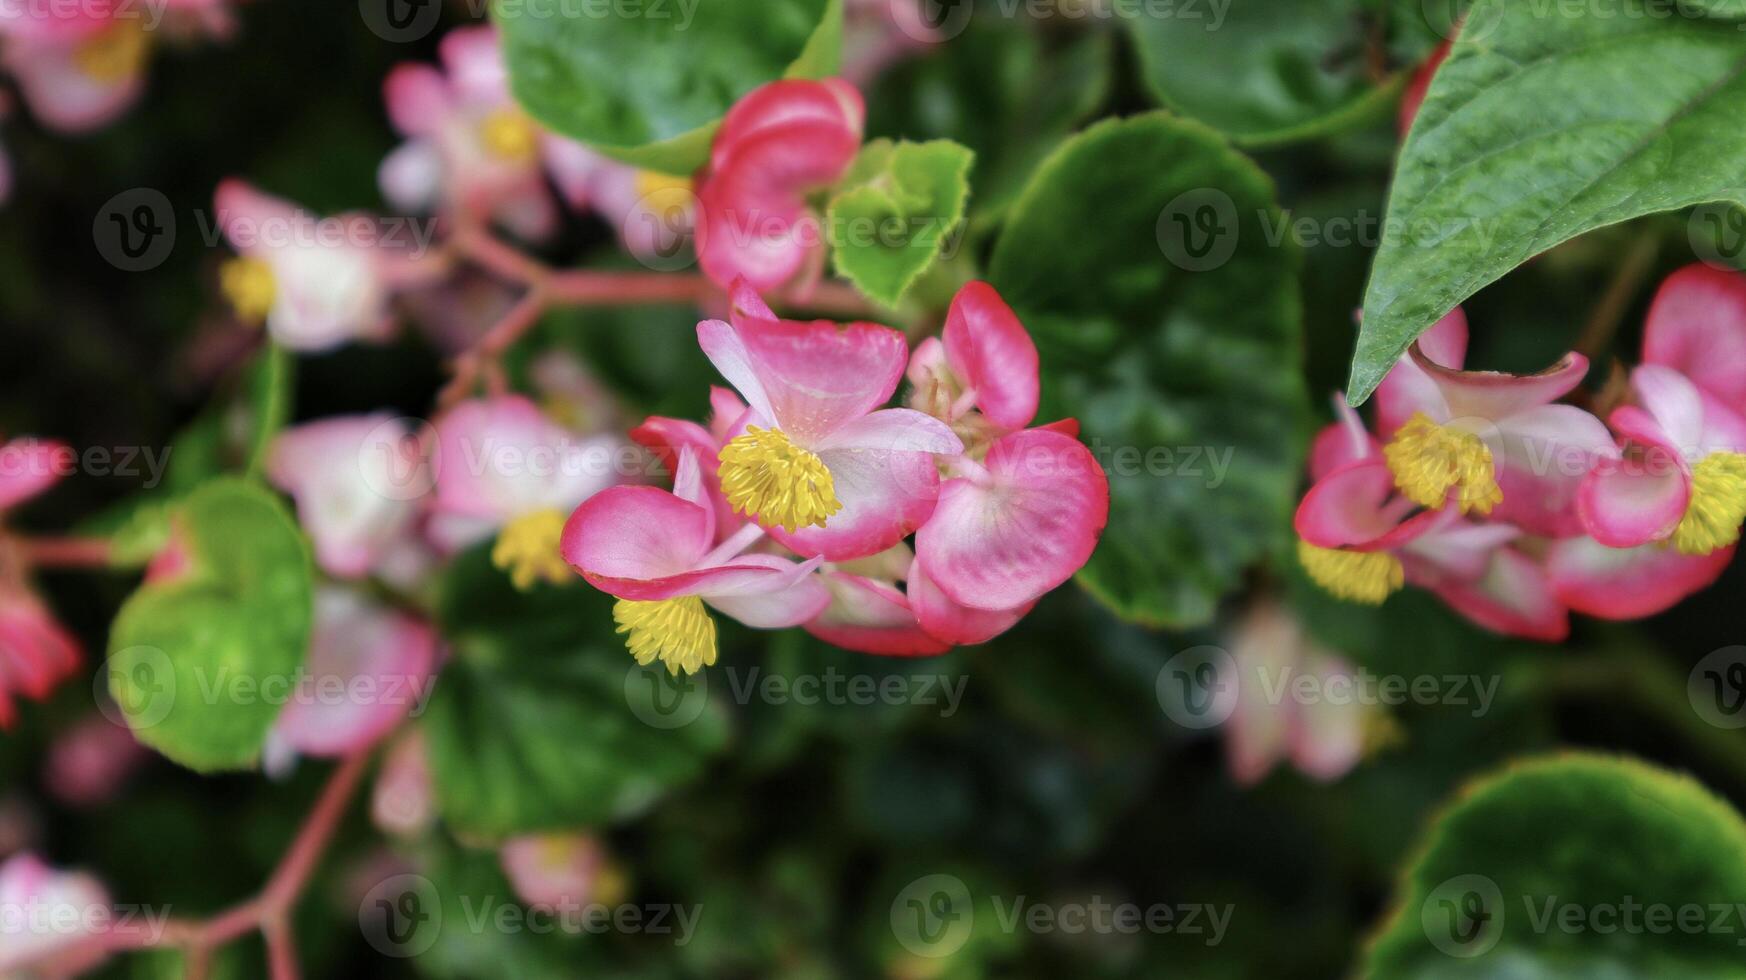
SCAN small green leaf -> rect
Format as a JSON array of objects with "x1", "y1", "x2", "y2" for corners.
[
  {"x1": 1367, "y1": 754, "x2": 1746, "y2": 978},
  {"x1": 496, "y1": 0, "x2": 842, "y2": 174},
  {"x1": 1350, "y1": 0, "x2": 1746, "y2": 403},
  {"x1": 989, "y1": 113, "x2": 1308, "y2": 627},
  {"x1": 1125, "y1": 0, "x2": 1406, "y2": 146},
  {"x1": 107, "y1": 478, "x2": 313, "y2": 772},
  {"x1": 422, "y1": 547, "x2": 727, "y2": 840},
  {"x1": 827, "y1": 139, "x2": 973, "y2": 307}
]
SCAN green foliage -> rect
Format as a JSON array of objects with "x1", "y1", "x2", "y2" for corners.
[
  {"x1": 107, "y1": 478, "x2": 313, "y2": 772},
  {"x1": 1349, "y1": 0, "x2": 1746, "y2": 402},
  {"x1": 1125, "y1": 0, "x2": 1404, "y2": 145},
  {"x1": 496, "y1": 0, "x2": 842, "y2": 174},
  {"x1": 989, "y1": 113, "x2": 1308, "y2": 626},
  {"x1": 1367, "y1": 754, "x2": 1746, "y2": 978},
  {"x1": 422, "y1": 547, "x2": 728, "y2": 840},
  {"x1": 826, "y1": 138, "x2": 973, "y2": 307}
]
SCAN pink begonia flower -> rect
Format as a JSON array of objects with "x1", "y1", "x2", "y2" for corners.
[
  {"x1": 907, "y1": 281, "x2": 1040, "y2": 441},
  {"x1": 380, "y1": 25, "x2": 559, "y2": 241},
  {"x1": 372, "y1": 731, "x2": 435, "y2": 838},
  {"x1": 45, "y1": 715, "x2": 147, "y2": 808},
  {"x1": 801, "y1": 543, "x2": 950, "y2": 655},
  {"x1": 842, "y1": 0, "x2": 940, "y2": 86},
  {"x1": 0, "y1": 852, "x2": 111, "y2": 976},
  {"x1": 695, "y1": 79, "x2": 864, "y2": 292},
  {"x1": 563, "y1": 447, "x2": 831, "y2": 674},
  {"x1": 1295, "y1": 396, "x2": 1570, "y2": 641},
  {"x1": 1221, "y1": 603, "x2": 1370, "y2": 786},
  {"x1": 267, "y1": 414, "x2": 423, "y2": 579},
  {"x1": 700, "y1": 282, "x2": 963, "y2": 560},
  {"x1": 906, "y1": 556, "x2": 1032, "y2": 647},
  {"x1": 212, "y1": 180, "x2": 401, "y2": 352},
  {"x1": 1578, "y1": 265, "x2": 1746, "y2": 557},
  {"x1": 1545, "y1": 535, "x2": 1734, "y2": 621},
  {"x1": 1372, "y1": 308, "x2": 1603, "y2": 533},
  {"x1": 500, "y1": 834, "x2": 624, "y2": 910},
  {"x1": 0, "y1": 438, "x2": 82, "y2": 729},
  {"x1": 544, "y1": 137, "x2": 697, "y2": 264},
  {"x1": 264, "y1": 588, "x2": 438, "y2": 772},
  {"x1": 913, "y1": 426, "x2": 1108, "y2": 614},
  {"x1": 429, "y1": 394, "x2": 622, "y2": 588}
]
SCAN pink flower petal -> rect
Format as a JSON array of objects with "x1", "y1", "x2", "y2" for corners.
[
  {"x1": 629, "y1": 416, "x2": 738, "y2": 536},
  {"x1": 439, "y1": 25, "x2": 509, "y2": 106},
  {"x1": 1401, "y1": 520, "x2": 1520, "y2": 582},
  {"x1": 803, "y1": 571, "x2": 951, "y2": 656},
  {"x1": 0, "y1": 439, "x2": 70, "y2": 511},
  {"x1": 703, "y1": 555, "x2": 831, "y2": 628},
  {"x1": 5, "y1": 36, "x2": 141, "y2": 133},
  {"x1": 561, "y1": 485, "x2": 713, "y2": 595},
  {"x1": 1374, "y1": 308, "x2": 1468, "y2": 436},
  {"x1": 942, "y1": 281, "x2": 1039, "y2": 432},
  {"x1": 915, "y1": 428, "x2": 1109, "y2": 611},
  {"x1": 1410, "y1": 346, "x2": 1589, "y2": 425},
  {"x1": 1491, "y1": 403, "x2": 1616, "y2": 538},
  {"x1": 1642, "y1": 263, "x2": 1746, "y2": 414},
  {"x1": 815, "y1": 408, "x2": 963, "y2": 456},
  {"x1": 1424, "y1": 547, "x2": 1569, "y2": 642},
  {"x1": 1577, "y1": 446, "x2": 1690, "y2": 549},
  {"x1": 1287, "y1": 654, "x2": 1366, "y2": 782},
  {"x1": 382, "y1": 63, "x2": 452, "y2": 138},
  {"x1": 1294, "y1": 459, "x2": 1437, "y2": 550},
  {"x1": 1546, "y1": 536, "x2": 1734, "y2": 620},
  {"x1": 1308, "y1": 396, "x2": 1377, "y2": 482},
  {"x1": 1632, "y1": 363, "x2": 1705, "y2": 451},
  {"x1": 432, "y1": 395, "x2": 618, "y2": 532},
  {"x1": 769, "y1": 446, "x2": 943, "y2": 561},
  {"x1": 272, "y1": 589, "x2": 438, "y2": 758},
  {"x1": 267, "y1": 415, "x2": 421, "y2": 579},
  {"x1": 908, "y1": 558, "x2": 1030, "y2": 646}
]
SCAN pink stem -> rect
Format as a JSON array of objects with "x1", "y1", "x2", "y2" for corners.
[{"x1": 19, "y1": 536, "x2": 112, "y2": 569}]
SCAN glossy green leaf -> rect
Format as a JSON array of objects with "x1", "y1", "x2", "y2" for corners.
[
  {"x1": 989, "y1": 113, "x2": 1308, "y2": 627},
  {"x1": 1350, "y1": 0, "x2": 1746, "y2": 403},
  {"x1": 107, "y1": 478, "x2": 313, "y2": 772},
  {"x1": 422, "y1": 548, "x2": 728, "y2": 840},
  {"x1": 496, "y1": 0, "x2": 842, "y2": 174},
  {"x1": 1367, "y1": 754, "x2": 1746, "y2": 978},
  {"x1": 827, "y1": 138, "x2": 973, "y2": 306},
  {"x1": 1125, "y1": 0, "x2": 1404, "y2": 146}
]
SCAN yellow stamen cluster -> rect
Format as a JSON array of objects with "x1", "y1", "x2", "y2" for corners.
[
  {"x1": 491, "y1": 509, "x2": 571, "y2": 590},
  {"x1": 718, "y1": 426, "x2": 842, "y2": 533},
  {"x1": 633, "y1": 169, "x2": 696, "y2": 211},
  {"x1": 74, "y1": 22, "x2": 150, "y2": 83},
  {"x1": 1384, "y1": 412, "x2": 1502, "y2": 514},
  {"x1": 614, "y1": 596, "x2": 716, "y2": 675},
  {"x1": 1297, "y1": 540, "x2": 1404, "y2": 605},
  {"x1": 1672, "y1": 451, "x2": 1746, "y2": 555},
  {"x1": 479, "y1": 109, "x2": 540, "y2": 162},
  {"x1": 219, "y1": 256, "x2": 276, "y2": 325}
]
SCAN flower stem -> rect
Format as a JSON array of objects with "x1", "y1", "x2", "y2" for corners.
[{"x1": 18, "y1": 535, "x2": 113, "y2": 569}]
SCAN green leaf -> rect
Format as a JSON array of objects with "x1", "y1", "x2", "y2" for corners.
[
  {"x1": 243, "y1": 343, "x2": 293, "y2": 479},
  {"x1": 988, "y1": 113, "x2": 1308, "y2": 627},
  {"x1": 496, "y1": 0, "x2": 842, "y2": 174},
  {"x1": 422, "y1": 547, "x2": 728, "y2": 840},
  {"x1": 1349, "y1": 0, "x2": 1746, "y2": 403},
  {"x1": 1125, "y1": 0, "x2": 1404, "y2": 146},
  {"x1": 1685, "y1": 0, "x2": 1746, "y2": 15},
  {"x1": 826, "y1": 139, "x2": 973, "y2": 306},
  {"x1": 107, "y1": 478, "x2": 313, "y2": 772},
  {"x1": 1367, "y1": 754, "x2": 1746, "y2": 978}
]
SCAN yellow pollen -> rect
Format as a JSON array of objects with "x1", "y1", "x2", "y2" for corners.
[
  {"x1": 614, "y1": 596, "x2": 717, "y2": 675},
  {"x1": 479, "y1": 109, "x2": 540, "y2": 162},
  {"x1": 718, "y1": 426, "x2": 842, "y2": 533},
  {"x1": 219, "y1": 256, "x2": 276, "y2": 325},
  {"x1": 1383, "y1": 412, "x2": 1501, "y2": 515},
  {"x1": 1672, "y1": 451, "x2": 1746, "y2": 555},
  {"x1": 491, "y1": 509, "x2": 572, "y2": 590},
  {"x1": 1297, "y1": 540, "x2": 1404, "y2": 605},
  {"x1": 73, "y1": 21, "x2": 151, "y2": 84}
]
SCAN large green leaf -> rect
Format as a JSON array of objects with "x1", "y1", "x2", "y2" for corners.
[
  {"x1": 496, "y1": 0, "x2": 841, "y2": 174},
  {"x1": 827, "y1": 138, "x2": 973, "y2": 307},
  {"x1": 988, "y1": 113, "x2": 1308, "y2": 627},
  {"x1": 422, "y1": 548, "x2": 728, "y2": 840},
  {"x1": 1367, "y1": 754, "x2": 1746, "y2": 978},
  {"x1": 1349, "y1": 0, "x2": 1746, "y2": 403},
  {"x1": 107, "y1": 478, "x2": 312, "y2": 772},
  {"x1": 1125, "y1": 0, "x2": 1406, "y2": 146}
]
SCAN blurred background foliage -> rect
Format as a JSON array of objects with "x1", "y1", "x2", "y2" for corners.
[{"x1": 2, "y1": 0, "x2": 1744, "y2": 977}]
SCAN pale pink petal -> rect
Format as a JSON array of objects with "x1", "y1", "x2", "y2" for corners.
[
  {"x1": 378, "y1": 139, "x2": 445, "y2": 213},
  {"x1": 500, "y1": 834, "x2": 609, "y2": 909},
  {"x1": 1400, "y1": 520, "x2": 1520, "y2": 582},
  {"x1": 213, "y1": 178, "x2": 300, "y2": 258},
  {"x1": 1577, "y1": 439, "x2": 1690, "y2": 550},
  {"x1": 942, "y1": 281, "x2": 1039, "y2": 432},
  {"x1": 267, "y1": 415, "x2": 420, "y2": 579},
  {"x1": 1223, "y1": 605, "x2": 1297, "y2": 785},
  {"x1": 561, "y1": 485, "x2": 713, "y2": 596},
  {"x1": 0, "y1": 853, "x2": 111, "y2": 975},
  {"x1": 803, "y1": 571, "x2": 951, "y2": 656},
  {"x1": 769, "y1": 447, "x2": 942, "y2": 561},
  {"x1": 1374, "y1": 308, "x2": 1467, "y2": 436},
  {"x1": 439, "y1": 25, "x2": 510, "y2": 107},
  {"x1": 1424, "y1": 547, "x2": 1569, "y2": 642},
  {"x1": 1411, "y1": 347, "x2": 1589, "y2": 425},
  {"x1": 1287, "y1": 654, "x2": 1365, "y2": 782},
  {"x1": 915, "y1": 428, "x2": 1109, "y2": 611},
  {"x1": 1642, "y1": 263, "x2": 1746, "y2": 414},
  {"x1": 1632, "y1": 363, "x2": 1705, "y2": 451},
  {"x1": 703, "y1": 555, "x2": 831, "y2": 627},
  {"x1": 432, "y1": 396, "x2": 619, "y2": 530},
  {"x1": 708, "y1": 386, "x2": 748, "y2": 442},
  {"x1": 0, "y1": 439, "x2": 70, "y2": 511},
  {"x1": 1546, "y1": 536, "x2": 1734, "y2": 620},
  {"x1": 1491, "y1": 403, "x2": 1615, "y2": 538},
  {"x1": 6, "y1": 35, "x2": 142, "y2": 133},
  {"x1": 629, "y1": 416, "x2": 737, "y2": 536},
  {"x1": 382, "y1": 63, "x2": 452, "y2": 138},
  {"x1": 1308, "y1": 396, "x2": 1377, "y2": 482},
  {"x1": 272, "y1": 589, "x2": 438, "y2": 758},
  {"x1": 815, "y1": 408, "x2": 963, "y2": 455},
  {"x1": 908, "y1": 558, "x2": 1030, "y2": 646}
]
